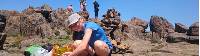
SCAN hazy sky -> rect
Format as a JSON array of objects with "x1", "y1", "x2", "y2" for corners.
[{"x1": 0, "y1": 0, "x2": 199, "y2": 27}]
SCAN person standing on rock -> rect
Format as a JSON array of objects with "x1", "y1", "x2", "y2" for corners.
[
  {"x1": 80, "y1": 0, "x2": 87, "y2": 11},
  {"x1": 93, "y1": 0, "x2": 99, "y2": 19},
  {"x1": 67, "y1": 4, "x2": 73, "y2": 13},
  {"x1": 63, "y1": 13, "x2": 113, "y2": 56}
]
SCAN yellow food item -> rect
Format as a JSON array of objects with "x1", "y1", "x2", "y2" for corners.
[{"x1": 52, "y1": 44, "x2": 76, "y2": 56}]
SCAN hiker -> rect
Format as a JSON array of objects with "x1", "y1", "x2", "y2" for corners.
[
  {"x1": 80, "y1": 3, "x2": 84, "y2": 11},
  {"x1": 93, "y1": 0, "x2": 99, "y2": 19},
  {"x1": 80, "y1": 0, "x2": 87, "y2": 11},
  {"x1": 63, "y1": 13, "x2": 113, "y2": 56},
  {"x1": 67, "y1": 4, "x2": 73, "y2": 13}
]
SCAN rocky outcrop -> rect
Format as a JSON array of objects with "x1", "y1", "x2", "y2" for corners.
[
  {"x1": 22, "y1": 6, "x2": 35, "y2": 15},
  {"x1": 0, "y1": 33, "x2": 7, "y2": 50},
  {"x1": 128, "y1": 17, "x2": 148, "y2": 33},
  {"x1": 34, "y1": 4, "x2": 53, "y2": 23},
  {"x1": 149, "y1": 16, "x2": 175, "y2": 43},
  {"x1": 0, "y1": 4, "x2": 198, "y2": 56},
  {"x1": 0, "y1": 14, "x2": 7, "y2": 50},
  {"x1": 50, "y1": 8, "x2": 69, "y2": 29},
  {"x1": 0, "y1": 14, "x2": 6, "y2": 32},
  {"x1": 166, "y1": 32, "x2": 187, "y2": 43},
  {"x1": 175, "y1": 23, "x2": 188, "y2": 33},
  {"x1": 166, "y1": 32, "x2": 198, "y2": 44},
  {"x1": 5, "y1": 15, "x2": 21, "y2": 36},
  {"x1": 0, "y1": 10, "x2": 19, "y2": 16},
  {"x1": 1, "y1": 5, "x2": 72, "y2": 37},
  {"x1": 126, "y1": 25, "x2": 145, "y2": 38},
  {"x1": 150, "y1": 16, "x2": 174, "y2": 33},
  {"x1": 187, "y1": 22, "x2": 199, "y2": 36},
  {"x1": 20, "y1": 13, "x2": 53, "y2": 37},
  {"x1": 166, "y1": 21, "x2": 199, "y2": 44}
]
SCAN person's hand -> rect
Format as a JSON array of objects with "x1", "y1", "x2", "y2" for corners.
[{"x1": 62, "y1": 52, "x2": 72, "y2": 56}]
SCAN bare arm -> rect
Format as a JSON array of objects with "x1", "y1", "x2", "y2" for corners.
[{"x1": 70, "y1": 28, "x2": 92, "y2": 56}]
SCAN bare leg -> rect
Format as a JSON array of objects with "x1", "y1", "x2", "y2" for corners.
[
  {"x1": 73, "y1": 40, "x2": 95, "y2": 56},
  {"x1": 94, "y1": 40, "x2": 110, "y2": 56}
]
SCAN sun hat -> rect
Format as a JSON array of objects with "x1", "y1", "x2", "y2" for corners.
[{"x1": 66, "y1": 13, "x2": 81, "y2": 27}]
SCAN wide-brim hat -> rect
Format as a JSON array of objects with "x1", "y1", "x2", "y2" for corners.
[{"x1": 66, "y1": 13, "x2": 81, "y2": 27}]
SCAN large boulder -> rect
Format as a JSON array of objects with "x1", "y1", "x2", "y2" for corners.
[
  {"x1": 149, "y1": 16, "x2": 175, "y2": 42},
  {"x1": 0, "y1": 14, "x2": 6, "y2": 33},
  {"x1": 49, "y1": 8, "x2": 70, "y2": 30},
  {"x1": 125, "y1": 25, "x2": 145, "y2": 39},
  {"x1": 150, "y1": 16, "x2": 174, "y2": 33},
  {"x1": 22, "y1": 6, "x2": 35, "y2": 15},
  {"x1": 166, "y1": 32, "x2": 187, "y2": 43},
  {"x1": 5, "y1": 15, "x2": 21, "y2": 36},
  {"x1": 0, "y1": 33, "x2": 6, "y2": 50},
  {"x1": 0, "y1": 14, "x2": 6, "y2": 50},
  {"x1": 128, "y1": 17, "x2": 148, "y2": 32},
  {"x1": 20, "y1": 13, "x2": 54, "y2": 37},
  {"x1": 0, "y1": 10, "x2": 22, "y2": 36},
  {"x1": 166, "y1": 32, "x2": 198, "y2": 44},
  {"x1": 175, "y1": 23, "x2": 188, "y2": 33},
  {"x1": 187, "y1": 22, "x2": 199, "y2": 36},
  {"x1": 130, "y1": 17, "x2": 148, "y2": 28},
  {"x1": 33, "y1": 4, "x2": 53, "y2": 23}
]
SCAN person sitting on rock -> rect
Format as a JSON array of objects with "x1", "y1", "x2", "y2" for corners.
[{"x1": 63, "y1": 13, "x2": 113, "y2": 56}]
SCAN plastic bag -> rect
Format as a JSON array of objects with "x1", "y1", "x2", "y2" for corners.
[{"x1": 25, "y1": 44, "x2": 52, "y2": 56}]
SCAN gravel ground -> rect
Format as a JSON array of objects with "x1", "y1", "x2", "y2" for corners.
[{"x1": 0, "y1": 36, "x2": 198, "y2": 56}]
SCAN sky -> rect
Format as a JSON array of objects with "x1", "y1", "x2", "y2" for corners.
[{"x1": 0, "y1": 0, "x2": 199, "y2": 27}]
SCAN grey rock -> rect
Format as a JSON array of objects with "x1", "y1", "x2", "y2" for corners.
[
  {"x1": 187, "y1": 22, "x2": 199, "y2": 36},
  {"x1": 175, "y1": 23, "x2": 188, "y2": 33}
]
